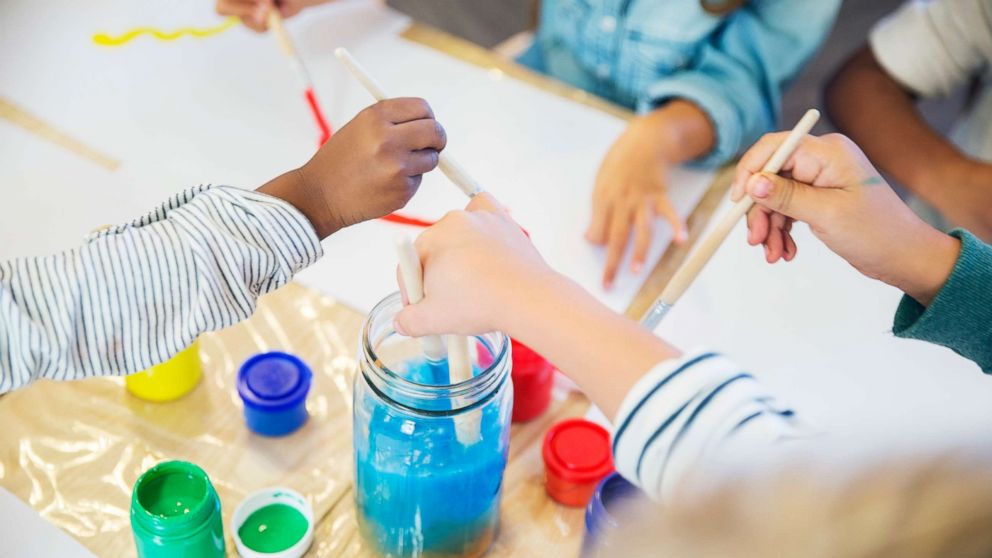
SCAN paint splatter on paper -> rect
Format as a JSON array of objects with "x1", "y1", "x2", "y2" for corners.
[{"x1": 93, "y1": 17, "x2": 239, "y2": 47}]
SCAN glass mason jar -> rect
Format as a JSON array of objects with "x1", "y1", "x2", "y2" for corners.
[{"x1": 354, "y1": 292, "x2": 513, "y2": 558}]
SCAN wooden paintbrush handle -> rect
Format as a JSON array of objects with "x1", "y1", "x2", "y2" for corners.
[
  {"x1": 658, "y1": 109, "x2": 821, "y2": 307},
  {"x1": 395, "y1": 236, "x2": 446, "y2": 359},
  {"x1": 335, "y1": 47, "x2": 482, "y2": 198},
  {"x1": 267, "y1": 11, "x2": 296, "y2": 58}
]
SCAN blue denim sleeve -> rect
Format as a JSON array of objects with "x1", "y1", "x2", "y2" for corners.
[
  {"x1": 640, "y1": 1, "x2": 841, "y2": 168},
  {"x1": 516, "y1": 41, "x2": 546, "y2": 74}
]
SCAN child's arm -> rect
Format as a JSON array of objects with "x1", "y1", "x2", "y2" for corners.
[
  {"x1": 826, "y1": 0, "x2": 992, "y2": 240},
  {"x1": 0, "y1": 186, "x2": 319, "y2": 392},
  {"x1": 0, "y1": 98, "x2": 445, "y2": 392},
  {"x1": 590, "y1": 0, "x2": 842, "y2": 287},
  {"x1": 395, "y1": 194, "x2": 802, "y2": 499},
  {"x1": 731, "y1": 133, "x2": 992, "y2": 373}
]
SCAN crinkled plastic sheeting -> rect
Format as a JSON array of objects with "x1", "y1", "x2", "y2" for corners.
[{"x1": 0, "y1": 282, "x2": 588, "y2": 557}]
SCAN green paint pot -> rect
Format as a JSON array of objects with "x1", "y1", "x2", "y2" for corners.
[
  {"x1": 232, "y1": 487, "x2": 314, "y2": 558},
  {"x1": 130, "y1": 460, "x2": 225, "y2": 558}
]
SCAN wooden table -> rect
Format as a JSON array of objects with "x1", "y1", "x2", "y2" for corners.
[{"x1": 0, "y1": 23, "x2": 730, "y2": 557}]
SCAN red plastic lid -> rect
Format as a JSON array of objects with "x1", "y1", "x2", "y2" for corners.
[{"x1": 543, "y1": 419, "x2": 614, "y2": 484}]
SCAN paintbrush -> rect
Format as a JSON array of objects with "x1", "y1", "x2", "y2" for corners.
[{"x1": 639, "y1": 109, "x2": 821, "y2": 329}]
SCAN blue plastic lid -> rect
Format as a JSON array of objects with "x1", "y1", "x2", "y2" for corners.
[{"x1": 237, "y1": 352, "x2": 312, "y2": 411}]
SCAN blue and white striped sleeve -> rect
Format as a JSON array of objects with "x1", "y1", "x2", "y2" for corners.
[
  {"x1": 0, "y1": 185, "x2": 322, "y2": 393},
  {"x1": 612, "y1": 350, "x2": 803, "y2": 500}
]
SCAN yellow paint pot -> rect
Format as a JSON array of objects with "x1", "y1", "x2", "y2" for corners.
[{"x1": 126, "y1": 340, "x2": 203, "y2": 402}]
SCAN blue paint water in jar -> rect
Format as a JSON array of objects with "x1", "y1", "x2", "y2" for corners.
[{"x1": 355, "y1": 292, "x2": 513, "y2": 558}]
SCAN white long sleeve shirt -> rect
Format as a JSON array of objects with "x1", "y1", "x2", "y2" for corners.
[
  {"x1": 870, "y1": 0, "x2": 992, "y2": 160},
  {"x1": 0, "y1": 185, "x2": 322, "y2": 392},
  {"x1": 612, "y1": 350, "x2": 803, "y2": 500}
]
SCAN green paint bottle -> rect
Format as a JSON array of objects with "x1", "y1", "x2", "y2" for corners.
[{"x1": 130, "y1": 460, "x2": 225, "y2": 558}]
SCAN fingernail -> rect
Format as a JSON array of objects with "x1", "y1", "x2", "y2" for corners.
[
  {"x1": 751, "y1": 176, "x2": 772, "y2": 199},
  {"x1": 632, "y1": 261, "x2": 643, "y2": 274},
  {"x1": 393, "y1": 318, "x2": 408, "y2": 336},
  {"x1": 677, "y1": 228, "x2": 689, "y2": 243}
]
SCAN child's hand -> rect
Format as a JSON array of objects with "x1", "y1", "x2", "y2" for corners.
[
  {"x1": 587, "y1": 113, "x2": 686, "y2": 289},
  {"x1": 730, "y1": 133, "x2": 959, "y2": 304},
  {"x1": 216, "y1": 0, "x2": 330, "y2": 32},
  {"x1": 261, "y1": 98, "x2": 445, "y2": 238},
  {"x1": 393, "y1": 193, "x2": 557, "y2": 337},
  {"x1": 395, "y1": 193, "x2": 680, "y2": 421}
]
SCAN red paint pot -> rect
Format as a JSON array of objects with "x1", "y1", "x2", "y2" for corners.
[
  {"x1": 510, "y1": 339, "x2": 554, "y2": 422},
  {"x1": 543, "y1": 419, "x2": 614, "y2": 507}
]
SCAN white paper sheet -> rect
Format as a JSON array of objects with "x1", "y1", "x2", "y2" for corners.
[
  {"x1": 0, "y1": 487, "x2": 98, "y2": 558},
  {"x1": 0, "y1": 0, "x2": 712, "y2": 313}
]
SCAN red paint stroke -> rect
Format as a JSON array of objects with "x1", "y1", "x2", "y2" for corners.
[
  {"x1": 380, "y1": 211, "x2": 531, "y2": 238},
  {"x1": 304, "y1": 87, "x2": 332, "y2": 146},
  {"x1": 380, "y1": 213, "x2": 437, "y2": 227}
]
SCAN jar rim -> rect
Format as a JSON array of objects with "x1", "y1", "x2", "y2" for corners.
[
  {"x1": 130, "y1": 460, "x2": 219, "y2": 536},
  {"x1": 361, "y1": 292, "x2": 510, "y2": 414}
]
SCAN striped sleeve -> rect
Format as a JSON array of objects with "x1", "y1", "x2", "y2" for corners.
[
  {"x1": 611, "y1": 350, "x2": 803, "y2": 500},
  {"x1": 0, "y1": 185, "x2": 322, "y2": 392}
]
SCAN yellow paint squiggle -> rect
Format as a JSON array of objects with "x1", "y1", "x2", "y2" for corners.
[{"x1": 93, "y1": 17, "x2": 239, "y2": 47}]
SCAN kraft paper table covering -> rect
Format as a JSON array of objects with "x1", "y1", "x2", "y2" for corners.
[{"x1": 0, "y1": 283, "x2": 593, "y2": 557}]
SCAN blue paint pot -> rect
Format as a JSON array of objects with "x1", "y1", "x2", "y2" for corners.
[
  {"x1": 580, "y1": 472, "x2": 642, "y2": 557},
  {"x1": 237, "y1": 352, "x2": 312, "y2": 436}
]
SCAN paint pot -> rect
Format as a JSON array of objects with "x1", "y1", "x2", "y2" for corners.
[
  {"x1": 580, "y1": 472, "x2": 642, "y2": 557},
  {"x1": 509, "y1": 339, "x2": 554, "y2": 422},
  {"x1": 126, "y1": 340, "x2": 202, "y2": 402},
  {"x1": 237, "y1": 352, "x2": 312, "y2": 436},
  {"x1": 232, "y1": 488, "x2": 314, "y2": 558},
  {"x1": 130, "y1": 460, "x2": 225, "y2": 558},
  {"x1": 543, "y1": 418, "x2": 615, "y2": 507}
]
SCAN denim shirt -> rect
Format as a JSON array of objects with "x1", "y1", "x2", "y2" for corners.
[{"x1": 518, "y1": 0, "x2": 840, "y2": 166}]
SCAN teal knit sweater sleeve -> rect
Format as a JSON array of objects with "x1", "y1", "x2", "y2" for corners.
[{"x1": 893, "y1": 230, "x2": 992, "y2": 373}]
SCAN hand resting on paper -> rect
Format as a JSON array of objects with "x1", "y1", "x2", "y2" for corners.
[
  {"x1": 730, "y1": 132, "x2": 960, "y2": 306},
  {"x1": 216, "y1": 0, "x2": 332, "y2": 32},
  {"x1": 394, "y1": 192, "x2": 679, "y2": 419},
  {"x1": 259, "y1": 98, "x2": 447, "y2": 238},
  {"x1": 586, "y1": 100, "x2": 713, "y2": 290}
]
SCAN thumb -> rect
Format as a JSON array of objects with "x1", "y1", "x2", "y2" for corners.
[
  {"x1": 393, "y1": 300, "x2": 441, "y2": 338},
  {"x1": 746, "y1": 173, "x2": 833, "y2": 225}
]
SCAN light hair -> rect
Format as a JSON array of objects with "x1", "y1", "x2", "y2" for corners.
[{"x1": 602, "y1": 457, "x2": 992, "y2": 558}]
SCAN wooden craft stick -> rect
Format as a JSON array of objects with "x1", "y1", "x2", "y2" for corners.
[
  {"x1": 639, "y1": 109, "x2": 821, "y2": 329},
  {"x1": 446, "y1": 334, "x2": 474, "y2": 384},
  {"x1": 395, "y1": 236, "x2": 480, "y2": 445},
  {"x1": 0, "y1": 97, "x2": 120, "y2": 171},
  {"x1": 446, "y1": 334, "x2": 481, "y2": 445},
  {"x1": 334, "y1": 47, "x2": 483, "y2": 198},
  {"x1": 394, "y1": 236, "x2": 446, "y2": 360}
]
